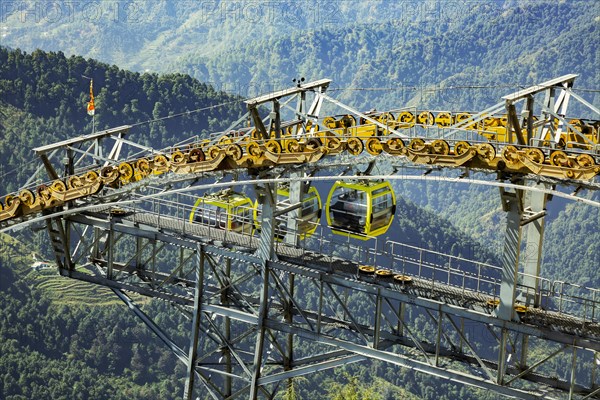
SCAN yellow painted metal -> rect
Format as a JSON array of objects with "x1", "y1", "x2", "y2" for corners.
[
  {"x1": 358, "y1": 265, "x2": 376, "y2": 274},
  {"x1": 325, "y1": 179, "x2": 396, "y2": 240},
  {"x1": 2, "y1": 103, "x2": 600, "y2": 227},
  {"x1": 189, "y1": 189, "x2": 254, "y2": 235}
]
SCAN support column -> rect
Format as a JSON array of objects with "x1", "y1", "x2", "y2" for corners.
[
  {"x1": 250, "y1": 184, "x2": 277, "y2": 399},
  {"x1": 497, "y1": 328, "x2": 510, "y2": 385},
  {"x1": 183, "y1": 247, "x2": 205, "y2": 400},
  {"x1": 284, "y1": 175, "x2": 303, "y2": 246},
  {"x1": 223, "y1": 258, "x2": 232, "y2": 399},
  {"x1": 285, "y1": 273, "x2": 295, "y2": 393},
  {"x1": 521, "y1": 184, "x2": 548, "y2": 307},
  {"x1": 373, "y1": 293, "x2": 383, "y2": 350},
  {"x1": 497, "y1": 187, "x2": 524, "y2": 321},
  {"x1": 106, "y1": 219, "x2": 115, "y2": 280}
]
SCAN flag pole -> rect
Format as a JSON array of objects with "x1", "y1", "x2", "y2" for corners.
[{"x1": 85, "y1": 77, "x2": 96, "y2": 134}]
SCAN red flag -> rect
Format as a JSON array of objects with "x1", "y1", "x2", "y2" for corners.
[{"x1": 87, "y1": 80, "x2": 95, "y2": 116}]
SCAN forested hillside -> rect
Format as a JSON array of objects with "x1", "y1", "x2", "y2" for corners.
[
  {"x1": 3, "y1": 1, "x2": 597, "y2": 112},
  {"x1": 174, "y1": 1, "x2": 599, "y2": 113},
  {"x1": 1, "y1": 0, "x2": 599, "y2": 397},
  {"x1": 0, "y1": 47, "x2": 510, "y2": 399},
  {"x1": 0, "y1": 46, "x2": 245, "y2": 194}
]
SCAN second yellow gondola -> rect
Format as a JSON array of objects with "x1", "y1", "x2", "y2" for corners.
[
  {"x1": 189, "y1": 189, "x2": 254, "y2": 235},
  {"x1": 326, "y1": 180, "x2": 395, "y2": 240}
]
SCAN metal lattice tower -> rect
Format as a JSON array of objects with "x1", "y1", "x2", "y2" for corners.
[{"x1": 1, "y1": 77, "x2": 599, "y2": 399}]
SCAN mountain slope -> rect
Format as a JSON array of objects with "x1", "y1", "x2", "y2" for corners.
[
  {"x1": 0, "y1": 47, "x2": 512, "y2": 400},
  {"x1": 3, "y1": 1, "x2": 597, "y2": 114},
  {"x1": 0, "y1": 46, "x2": 245, "y2": 193}
]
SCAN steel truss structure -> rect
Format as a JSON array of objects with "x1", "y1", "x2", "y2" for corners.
[{"x1": 1, "y1": 77, "x2": 599, "y2": 399}]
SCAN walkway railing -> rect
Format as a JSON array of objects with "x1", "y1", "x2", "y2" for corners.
[{"x1": 117, "y1": 196, "x2": 599, "y2": 325}]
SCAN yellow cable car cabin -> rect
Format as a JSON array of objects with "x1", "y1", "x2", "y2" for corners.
[
  {"x1": 326, "y1": 180, "x2": 395, "y2": 240},
  {"x1": 189, "y1": 189, "x2": 254, "y2": 235},
  {"x1": 254, "y1": 184, "x2": 322, "y2": 240}
]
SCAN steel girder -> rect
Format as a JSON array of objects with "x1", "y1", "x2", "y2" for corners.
[{"x1": 44, "y1": 200, "x2": 600, "y2": 400}]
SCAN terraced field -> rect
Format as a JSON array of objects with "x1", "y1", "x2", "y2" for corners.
[
  {"x1": 1, "y1": 234, "x2": 146, "y2": 307},
  {"x1": 30, "y1": 267, "x2": 123, "y2": 306}
]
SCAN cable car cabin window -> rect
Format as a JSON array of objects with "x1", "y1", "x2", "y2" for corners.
[
  {"x1": 330, "y1": 188, "x2": 368, "y2": 232},
  {"x1": 301, "y1": 196, "x2": 319, "y2": 218},
  {"x1": 231, "y1": 206, "x2": 253, "y2": 234},
  {"x1": 194, "y1": 204, "x2": 225, "y2": 228},
  {"x1": 371, "y1": 193, "x2": 394, "y2": 230}
]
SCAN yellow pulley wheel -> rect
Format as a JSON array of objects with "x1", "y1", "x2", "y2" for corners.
[
  {"x1": 323, "y1": 116, "x2": 337, "y2": 129},
  {"x1": 417, "y1": 111, "x2": 434, "y2": 126},
  {"x1": 101, "y1": 166, "x2": 119, "y2": 184},
  {"x1": 378, "y1": 112, "x2": 396, "y2": 129},
  {"x1": 525, "y1": 148, "x2": 545, "y2": 164},
  {"x1": 396, "y1": 111, "x2": 415, "y2": 127},
  {"x1": 19, "y1": 189, "x2": 35, "y2": 206},
  {"x1": 306, "y1": 138, "x2": 322, "y2": 151},
  {"x1": 50, "y1": 180, "x2": 67, "y2": 192},
  {"x1": 118, "y1": 162, "x2": 134, "y2": 181},
  {"x1": 431, "y1": 139, "x2": 450, "y2": 155},
  {"x1": 170, "y1": 150, "x2": 186, "y2": 164},
  {"x1": 375, "y1": 269, "x2": 393, "y2": 278},
  {"x1": 135, "y1": 158, "x2": 151, "y2": 177},
  {"x1": 4, "y1": 195, "x2": 16, "y2": 207},
  {"x1": 286, "y1": 139, "x2": 303, "y2": 153},
  {"x1": 266, "y1": 140, "x2": 282, "y2": 154},
  {"x1": 476, "y1": 143, "x2": 496, "y2": 161},
  {"x1": 501, "y1": 145, "x2": 520, "y2": 166},
  {"x1": 340, "y1": 115, "x2": 356, "y2": 128},
  {"x1": 154, "y1": 154, "x2": 168, "y2": 167},
  {"x1": 346, "y1": 137, "x2": 364, "y2": 155},
  {"x1": 576, "y1": 154, "x2": 595, "y2": 168},
  {"x1": 486, "y1": 299, "x2": 500, "y2": 307},
  {"x1": 67, "y1": 175, "x2": 84, "y2": 189},
  {"x1": 393, "y1": 274, "x2": 412, "y2": 283},
  {"x1": 514, "y1": 305, "x2": 528, "y2": 314},
  {"x1": 226, "y1": 144, "x2": 243, "y2": 161},
  {"x1": 36, "y1": 185, "x2": 53, "y2": 203},
  {"x1": 549, "y1": 150, "x2": 571, "y2": 167},
  {"x1": 188, "y1": 148, "x2": 205, "y2": 163},
  {"x1": 365, "y1": 137, "x2": 383, "y2": 155},
  {"x1": 327, "y1": 137, "x2": 342, "y2": 151},
  {"x1": 0, "y1": 200, "x2": 3, "y2": 211},
  {"x1": 435, "y1": 112, "x2": 453, "y2": 127},
  {"x1": 386, "y1": 137, "x2": 405, "y2": 152},
  {"x1": 454, "y1": 141, "x2": 471, "y2": 156},
  {"x1": 218, "y1": 135, "x2": 233, "y2": 146},
  {"x1": 85, "y1": 170, "x2": 100, "y2": 183},
  {"x1": 408, "y1": 138, "x2": 426, "y2": 152},
  {"x1": 358, "y1": 265, "x2": 375, "y2": 274},
  {"x1": 207, "y1": 146, "x2": 221, "y2": 160},
  {"x1": 246, "y1": 142, "x2": 263, "y2": 158}
]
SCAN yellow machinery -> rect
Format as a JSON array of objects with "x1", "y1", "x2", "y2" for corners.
[
  {"x1": 189, "y1": 189, "x2": 254, "y2": 235},
  {"x1": 318, "y1": 112, "x2": 599, "y2": 150},
  {"x1": 254, "y1": 184, "x2": 322, "y2": 240},
  {"x1": 326, "y1": 180, "x2": 396, "y2": 240},
  {"x1": 2, "y1": 77, "x2": 599, "y2": 237}
]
